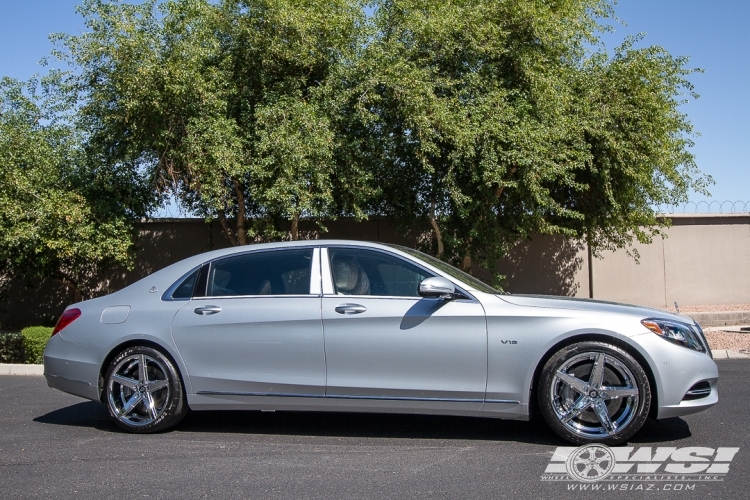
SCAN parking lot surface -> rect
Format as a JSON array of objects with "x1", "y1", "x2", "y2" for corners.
[{"x1": 1, "y1": 361, "x2": 748, "y2": 499}]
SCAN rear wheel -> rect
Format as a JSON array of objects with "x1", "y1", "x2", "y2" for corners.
[
  {"x1": 104, "y1": 346, "x2": 187, "y2": 433},
  {"x1": 538, "y1": 341, "x2": 651, "y2": 445}
]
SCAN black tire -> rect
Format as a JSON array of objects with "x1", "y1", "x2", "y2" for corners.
[
  {"x1": 104, "y1": 345, "x2": 187, "y2": 433},
  {"x1": 538, "y1": 341, "x2": 651, "y2": 445}
]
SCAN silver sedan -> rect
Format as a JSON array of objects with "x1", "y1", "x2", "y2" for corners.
[{"x1": 43, "y1": 240, "x2": 718, "y2": 444}]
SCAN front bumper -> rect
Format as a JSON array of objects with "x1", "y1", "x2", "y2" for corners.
[{"x1": 632, "y1": 332, "x2": 719, "y2": 419}]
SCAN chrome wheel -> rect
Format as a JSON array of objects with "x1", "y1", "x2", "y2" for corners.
[
  {"x1": 551, "y1": 352, "x2": 639, "y2": 438},
  {"x1": 539, "y1": 341, "x2": 651, "y2": 445},
  {"x1": 107, "y1": 353, "x2": 171, "y2": 427}
]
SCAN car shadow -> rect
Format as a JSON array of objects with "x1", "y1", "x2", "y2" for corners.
[
  {"x1": 34, "y1": 401, "x2": 119, "y2": 432},
  {"x1": 628, "y1": 417, "x2": 693, "y2": 442},
  {"x1": 34, "y1": 402, "x2": 693, "y2": 446},
  {"x1": 399, "y1": 298, "x2": 447, "y2": 330}
]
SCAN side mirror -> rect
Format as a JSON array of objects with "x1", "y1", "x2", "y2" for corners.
[{"x1": 418, "y1": 277, "x2": 456, "y2": 299}]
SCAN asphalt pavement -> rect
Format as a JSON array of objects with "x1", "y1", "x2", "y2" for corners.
[{"x1": 1, "y1": 360, "x2": 748, "y2": 499}]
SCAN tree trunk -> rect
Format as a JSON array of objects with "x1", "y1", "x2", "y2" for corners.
[
  {"x1": 233, "y1": 180, "x2": 247, "y2": 245},
  {"x1": 217, "y1": 211, "x2": 238, "y2": 246},
  {"x1": 429, "y1": 201, "x2": 444, "y2": 258},
  {"x1": 461, "y1": 255, "x2": 472, "y2": 273},
  {"x1": 290, "y1": 212, "x2": 300, "y2": 241}
]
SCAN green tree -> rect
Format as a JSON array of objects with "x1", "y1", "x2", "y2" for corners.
[
  {"x1": 0, "y1": 76, "x2": 138, "y2": 300},
  {"x1": 47, "y1": 0, "x2": 710, "y2": 283},
  {"x1": 348, "y1": 0, "x2": 710, "y2": 274},
  {"x1": 58, "y1": 0, "x2": 370, "y2": 243}
]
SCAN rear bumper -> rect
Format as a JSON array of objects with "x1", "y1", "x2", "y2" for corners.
[{"x1": 43, "y1": 333, "x2": 105, "y2": 402}]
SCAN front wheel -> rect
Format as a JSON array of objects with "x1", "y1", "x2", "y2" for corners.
[
  {"x1": 538, "y1": 341, "x2": 651, "y2": 445},
  {"x1": 104, "y1": 346, "x2": 187, "y2": 433}
]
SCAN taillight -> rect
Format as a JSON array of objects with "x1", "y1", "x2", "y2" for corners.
[{"x1": 52, "y1": 308, "x2": 81, "y2": 337}]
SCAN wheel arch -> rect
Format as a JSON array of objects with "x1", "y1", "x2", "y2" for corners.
[
  {"x1": 98, "y1": 339, "x2": 187, "y2": 403},
  {"x1": 528, "y1": 333, "x2": 659, "y2": 420}
]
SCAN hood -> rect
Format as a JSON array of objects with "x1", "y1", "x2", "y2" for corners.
[{"x1": 497, "y1": 294, "x2": 697, "y2": 325}]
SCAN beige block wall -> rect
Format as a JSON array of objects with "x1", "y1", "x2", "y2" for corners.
[
  {"x1": 2, "y1": 215, "x2": 749, "y2": 328},
  {"x1": 591, "y1": 237, "x2": 667, "y2": 308},
  {"x1": 663, "y1": 223, "x2": 750, "y2": 306},
  {"x1": 589, "y1": 215, "x2": 750, "y2": 308},
  {"x1": 496, "y1": 235, "x2": 590, "y2": 297}
]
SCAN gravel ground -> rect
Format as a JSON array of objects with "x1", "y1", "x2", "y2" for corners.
[{"x1": 705, "y1": 330, "x2": 750, "y2": 352}]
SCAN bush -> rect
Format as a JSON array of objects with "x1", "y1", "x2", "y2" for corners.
[
  {"x1": 0, "y1": 331, "x2": 24, "y2": 363},
  {"x1": 21, "y1": 326, "x2": 53, "y2": 364}
]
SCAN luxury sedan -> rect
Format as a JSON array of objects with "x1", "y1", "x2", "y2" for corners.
[{"x1": 43, "y1": 240, "x2": 718, "y2": 444}]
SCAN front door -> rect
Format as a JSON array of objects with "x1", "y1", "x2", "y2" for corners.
[{"x1": 321, "y1": 246, "x2": 487, "y2": 403}]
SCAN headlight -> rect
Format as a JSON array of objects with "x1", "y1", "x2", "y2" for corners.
[{"x1": 641, "y1": 318, "x2": 708, "y2": 353}]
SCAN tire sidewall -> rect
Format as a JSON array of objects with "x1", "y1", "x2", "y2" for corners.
[
  {"x1": 538, "y1": 341, "x2": 651, "y2": 445},
  {"x1": 104, "y1": 345, "x2": 186, "y2": 433}
]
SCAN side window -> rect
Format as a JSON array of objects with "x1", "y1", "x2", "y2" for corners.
[
  {"x1": 207, "y1": 249, "x2": 313, "y2": 297},
  {"x1": 171, "y1": 268, "x2": 199, "y2": 299},
  {"x1": 328, "y1": 248, "x2": 434, "y2": 297}
]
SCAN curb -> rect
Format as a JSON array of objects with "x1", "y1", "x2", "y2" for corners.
[
  {"x1": 711, "y1": 350, "x2": 750, "y2": 360},
  {"x1": 688, "y1": 312, "x2": 750, "y2": 327},
  {"x1": 2, "y1": 350, "x2": 749, "y2": 379},
  {"x1": 0, "y1": 364, "x2": 45, "y2": 376}
]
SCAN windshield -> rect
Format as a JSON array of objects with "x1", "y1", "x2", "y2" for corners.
[{"x1": 385, "y1": 244, "x2": 500, "y2": 294}]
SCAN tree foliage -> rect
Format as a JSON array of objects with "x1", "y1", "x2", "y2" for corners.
[
  {"x1": 0, "y1": 76, "x2": 139, "y2": 299},
  {"x1": 58, "y1": 0, "x2": 371, "y2": 243},
  {"x1": 28, "y1": 0, "x2": 711, "y2": 281},
  {"x1": 345, "y1": 0, "x2": 711, "y2": 271}
]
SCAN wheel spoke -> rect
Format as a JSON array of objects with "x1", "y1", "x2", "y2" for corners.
[
  {"x1": 601, "y1": 386, "x2": 638, "y2": 399},
  {"x1": 148, "y1": 379, "x2": 169, "y2": 392},
  {"x1": 118, "y1": 393, "x2": 142, "y2": 417},
  {"x1": 555, "y1": 371, "x2": 588, "y2": 394},
  {"x1": 139, "y1": 354, "x2": 149, "y2": 384},
  {"x1": 592, "y1": 399, "x2": 616, "y2": 435},
  {"x1": 144, "y1": 392, "x2": 158, "y2": 421},
  {"x1": 111, "y1": 374, "x2": 139, "y2": 391},
  {"x1": 560, "y1": 395, "x2": 592, "y2": 423},
  {"x1": 589, "y1": 353, "x2": 606, "y2": 388}
]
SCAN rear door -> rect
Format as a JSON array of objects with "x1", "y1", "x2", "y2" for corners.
[{"x1": 171, "y1": 247, "x2": 325, "y2": 397}]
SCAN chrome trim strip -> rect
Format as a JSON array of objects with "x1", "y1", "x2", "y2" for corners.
[
  {"x1": 484, "y1": 399, "x2": 522, "y2": 404},
  {"x1": 197, "y1": 391, "x2": 325, "y2": 398},
  {"x1": 161, "y1": 265, "x2": 201, "y2": 301},
  {"x1": 310, "y1": 247, "x2": 322, "y2": 295},
  {"x1": 195, "y1": 390, "x2": 491, "y2": 403},
  {"x1": 326, "y1": 394, "x2": 484, "y2": 403},
  {"x1": 191, "y1": 294, "x2": 318, "y2": 300}
]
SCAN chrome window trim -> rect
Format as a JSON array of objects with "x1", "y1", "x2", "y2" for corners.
[
  {"x1": 161, "y1": 265, "x2": 202, "y2": 302},
  {"x1": 191, "y1": 294, "x2": 319, "y2": 301},
  {"x1": 310, "y1": 247, "x2": 322, "y2": 296},
  {"x1": 203, "y1": 246, "x2": 319, "y2": 298},
  {"x1": 322, "y1": 244, "x2": 477, "y2": 302}
]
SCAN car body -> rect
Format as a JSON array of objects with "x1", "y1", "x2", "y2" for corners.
[{"x1": 44, "y1": 240, "x2": 718, "y2": 444}]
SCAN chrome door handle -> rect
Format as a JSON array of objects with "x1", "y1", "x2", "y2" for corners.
[
  {"x1": 194, "y1": 305, "x2": 221, "y2": 315},
  {"x1": 334, "y1": 303, "x2": 367, "y2": 315}
]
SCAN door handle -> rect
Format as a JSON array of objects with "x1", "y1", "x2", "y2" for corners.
[
  {"x1": 194, "y1": 305, "x2": 221, "y2": 315},
  {"x1": 335, "y1": 303, "x2": 367, "y2": 315}
]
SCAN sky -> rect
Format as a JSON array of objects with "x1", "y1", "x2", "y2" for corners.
[{"x1": 1, "y1": 0, "x2": 748, "y2": 212}]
